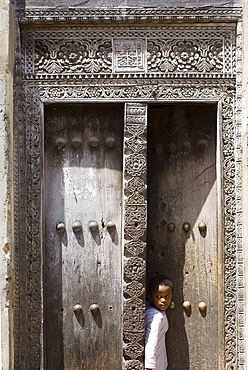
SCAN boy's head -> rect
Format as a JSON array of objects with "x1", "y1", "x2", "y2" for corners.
[{"x1": 148, "y1": 275, "x2": 173, "y2": 311}]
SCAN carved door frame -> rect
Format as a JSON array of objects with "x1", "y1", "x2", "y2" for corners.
[{"x1": 14, "y1": 8, "x2": 244, "y2": 369}]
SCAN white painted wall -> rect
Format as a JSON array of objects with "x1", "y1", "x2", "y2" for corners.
[{"x1": 0, "y1": 1, "x2": 14, "y2": 369}]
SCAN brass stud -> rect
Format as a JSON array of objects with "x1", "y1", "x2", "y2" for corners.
[
  {"x1": 106, "y1": 221, "x2": 116, "y2": 230},
  {"x1": 183, "y1": 301, "x2": 191, "y2": 309},
  {"x1": 198, "y1": 222, "x2": 206, "y2": 231},
  {"x1": 198, "y1": 302, "x2": 207, "y2": 311},
  {"x1": 73, "y1": 304, "x2": 82, "y2": 312},
  {"x1": 55, "y1": 137, "x2": 66, "y2": 149},
  {"x1": 90, "y1": 304, "x2": 99, "y2": 312},
  {"x1": 170, "y1": 301, "x2": 175, "y2": 309},
  {"x1": 167, "y1": 143, "x2": 176, "y2": 153},
  {"x1": 154, "y1": 144, "x2": 162, "y2": 155},
  {"x1": 72, "y1": 136, "x2": 82, "y2": 148},
  {"x1": 72, "y1": 220, "x2": 82, "y2": 233},
  {"x1": 88, "y1": 136, "x2": 99, "y2": 148},
  {"x1": 182, "y1": 222, "x2": 191, "y2": 232},
  {"x1": 89, "y1": 221, "x2": 98, "y2": 232},
  {"x1": 56, "y1": 222, "x2": 66, "y2": 234},
  {"x1": 106, "y1": 137, "x2": 115, "y2": 148},
  {"x1": 182, "y1": 141, "x2": 191, "y2": 152},
  {"x1": 198, "y1": 139, "x2": 207, "y2": 151},
  {"x1": 167, "y1": 222, "x2": 175, "y2": 231}
]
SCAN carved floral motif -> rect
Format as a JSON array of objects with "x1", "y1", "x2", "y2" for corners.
[
  {"x1": 147, "y1": 39, "x2": 223, "y2": 73},
  {"x1": 123, "y1": 298, "x2": 146, "y2": 333},
  {"x1": 124, "y1": 342, "x2": 144, "y2": 359},
  {"x1": 125, "y1": 177, "x2": 146, "y2": 195},
  {"x1": 124, "y1": 257, "x2": 146, "y2": 280},
  {"x1": 22, "y1": 26, "x2": 235, "y2": 77},
  {"x1": 37, "y1": 79, "x2": 232, "y2": 101},
  {"x1": 124, "y1": 240, "x2": 146, "y2": 257},
  {"x1": 170, "y1": 40, "x2": 200, "y2": 70},
  {"x1": 125, "y1": 281, "x2": 145, "y2": 298},
  {"x1": 125, "y1": 154, "x2": 146, "y2": 177},
  {"x1": 125, "y1": 359, "x2": 144, "y2": 370},
  {"x1": 33, "y1": 39, "x2": 112, "y2": 74}
]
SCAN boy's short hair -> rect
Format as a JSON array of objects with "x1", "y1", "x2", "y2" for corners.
[{"x1": 148, "y1": 275, "x2": 173, "y2": 295}]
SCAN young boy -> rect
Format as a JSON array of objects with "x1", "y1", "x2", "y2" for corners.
[{"x1": 145, "y1": 275, "x2": 173, "y2": 370}]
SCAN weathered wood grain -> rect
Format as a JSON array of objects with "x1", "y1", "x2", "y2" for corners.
[
  {"x1": 44, "y1": 103, "x2": 124, "y2": 370},
  {"x1": 147, "y1": 103, "x2": 219, "y2": 369}
]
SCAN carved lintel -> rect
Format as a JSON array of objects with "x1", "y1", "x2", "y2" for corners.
[{"x1": 21, "y1": 25, "x2": 236, "y2": 79}]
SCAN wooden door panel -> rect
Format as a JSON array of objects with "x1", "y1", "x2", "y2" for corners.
[
  {"x1": 44, "y1": 104, "x2": 123, "y2": 370},
  {"x1": 147, "y1": 103, "x2": 218, "y2": 369}
]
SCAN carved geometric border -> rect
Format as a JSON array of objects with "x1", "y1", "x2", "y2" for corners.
[
  {"x1": 18, "y1": 7, "x2": 242, "y2": 24},
  {"x1": 235, "y1": 20, "x2": 245, "y2": 369},
  {"x1": 13, "y1": 76, "x2": 240, "y2": 369}
]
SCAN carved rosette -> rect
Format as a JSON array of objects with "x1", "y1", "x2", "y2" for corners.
[
  {"x1": 123, "y1": 103, "x2": 147, "y2": 368},
  {"x1": 33, "y1": 38, "x2": 112, "y2": 74}
]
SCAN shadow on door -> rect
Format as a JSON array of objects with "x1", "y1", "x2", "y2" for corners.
[
  {"x1": 44, "y1": 103, "x2": 124, "y2": 369},
  {"x1": 147, "y1": 103, "x2": 218, "y2": 370}
]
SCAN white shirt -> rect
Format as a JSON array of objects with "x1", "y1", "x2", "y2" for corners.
[{"x1": 145, "y1": 305, "x2": 169, "y2": 369}]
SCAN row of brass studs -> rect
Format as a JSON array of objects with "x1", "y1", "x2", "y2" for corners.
[
  {"x1": 183, "y1": 301, "x2": 207, "y2": 310},
  {"x1": 56, "y1": 220, "x2": 116, "y2": 233},
  {"x1": 73, "y1": 303, "x2": 99, "y2": 313},
  {"x1": 57, "y1": 221, "x2": 206, "y2": 233},
  {"x1": 167, "y1": 222, "x2": 206, "y2": 232},
  {"x1": 55, "y1": 136, "x2": 115, "y2": 149},
  {"x1": 170, "y1": 301, "x2": 207, "y2": 311},
  {"x1": 154, "y1": 139, "x2": 207, "y2": 155}
]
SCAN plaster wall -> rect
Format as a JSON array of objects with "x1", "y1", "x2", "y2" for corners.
[
  {"x1": 21, "y1": 0, "x2": 242, "y2": 8},
  {"x1": 0, "y1": 1, "x2": 14, "y2": 369}
]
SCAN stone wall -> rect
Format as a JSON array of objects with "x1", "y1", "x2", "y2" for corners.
[{"x1": 0, "y1": 1, "x2": 14, "y2": 369}]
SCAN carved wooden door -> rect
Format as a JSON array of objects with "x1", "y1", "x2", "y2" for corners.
[
  {"x1": 44, "y1": 103, "x2": 123, "y2": 369},
  {"x1": 147, "y1": 103, "x2": 219, "y2": 369}
]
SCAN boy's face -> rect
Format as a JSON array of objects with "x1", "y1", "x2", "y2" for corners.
[{"x1": 151, "y1": 284, "x2": 172, "y2": 311}]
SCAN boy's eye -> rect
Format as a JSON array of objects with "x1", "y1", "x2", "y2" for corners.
[{"x1": 156, "y1": 295, "x2": 170, "y2": 299}]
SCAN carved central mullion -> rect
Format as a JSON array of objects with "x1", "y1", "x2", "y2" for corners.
[{"x1": 123, "y1": 103, "x2": 147, "y2": 369}]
